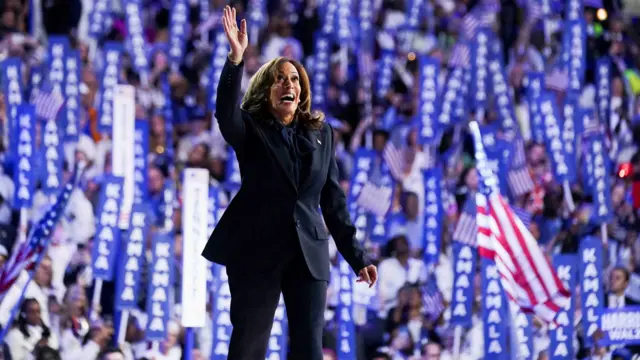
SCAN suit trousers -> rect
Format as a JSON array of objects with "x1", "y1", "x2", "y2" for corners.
[{"x1": 226, "y1": 241, "x2": 328, "y2": 360}]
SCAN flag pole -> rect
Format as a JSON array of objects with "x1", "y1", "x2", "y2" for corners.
[{"x1": 452, "y1": 325, "x2": 463, "y2": 360}]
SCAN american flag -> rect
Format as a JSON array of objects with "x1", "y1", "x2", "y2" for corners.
[
  {"x1": 382, "y1": 141, "x2": 405, "y2": 181},
  {"x1": 31, "y1": 88, "x2": 64, "y2": 121},
  {"x1": 471, "y1": 121, "x2": 570, "y2": 323},
  {"x1": 448, "y1": 42, "x2": 471, "y2": 69},
  {"x1": 452, "y1": 197, "x2": 477, "y2": 246},
  {"x1": 422, "y1": 275, "x2": 445, "y2": 320},
  {"x1": 511, "y1": 205, "x2": 532, "y2": 229},
  {"x1": 356, "y1": 181, "x2": 392, "y2": 217},
  {"x1": 507, "y1": 167, "x2": 535, "y2": 197},
  {"x1": 461, "y1": 7, "x2": 497, "y2": 40},
  {"x1": 0, "y1": 164, "x2": 82, "y2": 300}
]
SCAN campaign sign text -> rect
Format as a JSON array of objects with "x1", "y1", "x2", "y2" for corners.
[
  {"x1": 579, "y1": 236, "x2": 604, "y2": 346},
  {"x1": 92, "y1": 176, "x2": 124, "y2": 280},
  {"x1": 550, "y1": 255, "x2": 577, "y2": 359},
  {"x1": 600, "y1": 306, "x2": 640, "y2": 346},
  {"x1": 145, "y1": 232, "x2": 175, "y2": 340}
]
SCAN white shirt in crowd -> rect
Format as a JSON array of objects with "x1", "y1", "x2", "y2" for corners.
[
  {"x1": 377, "y1": 257, "x2": 427, "y2": 316},
  {"x1": 5, "y1": 323, "x2": 59, "y2": 360},
  {"x1": 0, "y1": 272, "x2": 50, "y2": 328}
]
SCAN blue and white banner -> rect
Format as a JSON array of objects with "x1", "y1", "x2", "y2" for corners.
[
  {"x1": 47, "y1": 36, "x2": 68, "y2": 96},
  {"x1": 41, "y1": 107, "x2": 64, "y2": 194},
  {"x1": 488, "y1": 38, "x2": 517, "y2": 134},
  {"x1": 417, "y1": 56, "x2": 440, "y2": 145},
  {"x1": 2, "y1": 57, "x2": 24, "y2": 131},
  {"x1": 266, "y1": 296, "x2": 288, "y2": 359},
  {"x1": 583, "y1": 133, "x2": 613, "y2": 223},
  {"x1": 208, "y1": 31, "x2": 228, "y2": 112},
  {"x1": 595, "y1": 57, "x2": 611, "y2": 128},
  {"x1": 449, "y1": 242, "x2": 475, "y2": 326},
  {"x1": 123, "y1": 0, "x2": 150, "y2": 81},
  {"x1": 312, "y1": 34, "x2": 331, "y2": 111},
  {"x1": 63, "y1": 50, "x2": 81, "y2": 142},
  {"x1": 28, "y1": 64, "x2": 44, "y2": 100},
  {"x1": 549, "y1": 255, "x2": 577, "y2": 360},
  {"x1": 336, "y1": 257, "x2": 356, "y2": 360},
  {"x1": 422, "y1": 167, "x2": 443, "y2": 270},
  {"x1": 320, "y1": 0, "x2": 338, "y2": 35},
  {"x1": 513, "y1": 311, "x2": 535, "y2": 360},
  {"x1": 470, "y1": 29, "x2": 492, "y2": 111},
  {"x1": 480, "y1": 127, "x2": 511, "y2": 196},
  {"x1": 375, "y1": 49, "x2": 395, "y2": 100},
  {"x1": 539, "y1": 92, "x2": 573, "y2": 183},
  {"x1": 145, "y1": 232, "x2": 175, "y2": 340},
  {"x1": 526, "y1": 72, "x2": 545, "y2": 143},
  {"x1": 168, "y1": 0, "x2": 190, "y2": 71},
  {"x1": 579, "y1": 235, "x2": 605, "y2": 346},
  {"x1": 133, "y1": 120, "x2": 149, "y2": 204},
  {"x1": 481, "y1": 259, "x2": 508, "y2": 359},
  {"x1": 162, "y1": 180, "x2": 177, "y2": 232},
  {"x1": 92, "y1": 175, "x2": 124, "y2": 280},
  {"x1": 565, "y1": 0, "x2": 583, "y2": 21},
  {"x1": 348, "y1": 148, "x2": 375, "y2": 243},
  {"x1": 11, "y1": 105, "x2": 37, "y2": 209},
  {"x1": 115, "y1": 204, "x2": 148, "y2": 309},
  {"x1": 224, "y1": 148, "x2": 242, "y2": 193},
  {"x1": 599, "y1": 306, "x2": 640, "y2": 346},
  {"x1": 334, "y1": 0, "x2": 353, "y2": 44},
  {"x1": 562, "y1": 19, "x2": 586, "y2": 94},
  {"x1": 88, "y1": 0, "x2": 111, "y2": 39},
  {"x1": 436, "y1": 67, "x2": 463, "y2": 132},
  {"x1": 210, "y1": 266, "x2": 232, "y2": 359},
  {"x1": 97, "y1": 42, "x2": 123, "y2": 132},
  {"x1": 561, "y1": 95, "x2": 578, "y2": 175}
]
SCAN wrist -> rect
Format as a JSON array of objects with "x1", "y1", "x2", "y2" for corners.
[{"x1": 228, "y1": 52, "x2": 242, "y2": 65}]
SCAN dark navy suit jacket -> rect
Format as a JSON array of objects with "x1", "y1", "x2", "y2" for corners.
[{"x1": 201, "y1": 59, "x2": 369, "y2": 281}]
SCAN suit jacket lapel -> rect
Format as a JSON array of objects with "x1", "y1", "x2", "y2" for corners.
[
  {"x1": 260, "y1": 123, "x2": 298, "y2": 191},
  {"x1": 298, "y1": 127, "x2": 321, "y2": 194}
]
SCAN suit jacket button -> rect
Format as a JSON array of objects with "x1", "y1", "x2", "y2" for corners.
[{"x1": 296, "y1": 220, "x2": 301, "y2": 227}]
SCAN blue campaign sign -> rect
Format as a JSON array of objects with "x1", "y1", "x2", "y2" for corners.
[{"x1": 599, "y1": 306, "x2": 640, "y2": 346}]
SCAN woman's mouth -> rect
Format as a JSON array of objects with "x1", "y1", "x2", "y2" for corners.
[{"x1": 280, "y1": 94, "x2": 295, "y2": 104}]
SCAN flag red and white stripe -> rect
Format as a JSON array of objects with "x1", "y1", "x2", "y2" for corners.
[
  {"x1": 356, "y1": 182, "x2": 392, "y2": 217},
  {"x1": 31, "y1": 90, "x2": 64, "y2": 121},
  {"x1": 382, "y1": 141, "x2": 405, "y2": 181},
  {"x1": 471, "y1": 121, "x2": 570, "y2": 324}
]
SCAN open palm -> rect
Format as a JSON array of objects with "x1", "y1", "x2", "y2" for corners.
[{"x1": 222, "y1": 6, "x2": 248, "y2": 62}]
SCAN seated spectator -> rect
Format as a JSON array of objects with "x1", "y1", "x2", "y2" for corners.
[
  {"x1": 5, "y1": 298, "x2": 58, "y2": 359},
  {"x1": 377, "y1": 235, "x2": 427, "y2": 316}
]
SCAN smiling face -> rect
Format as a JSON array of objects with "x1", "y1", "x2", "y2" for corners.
[{"x1": 268, "y1": 61, "x2": 301, "y2": 125}]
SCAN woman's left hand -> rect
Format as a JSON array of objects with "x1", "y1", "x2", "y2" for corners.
[{"x1": 356, "y1": 265, "x2": 378, "y2": 288}]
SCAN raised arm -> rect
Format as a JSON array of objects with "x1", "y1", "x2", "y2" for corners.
[{"x1": 216, "y1": 6, "x2": 249, "y2": 150}]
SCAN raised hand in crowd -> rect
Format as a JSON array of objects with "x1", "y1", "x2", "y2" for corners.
[{"x1": 222, "y1": 5, "x2": 248, "y2": 64}]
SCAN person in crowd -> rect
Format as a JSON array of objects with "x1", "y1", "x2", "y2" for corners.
[
  {"x1": 201, "y1": 6, "x2": 377, "y2": 360},
  {"x1": 387, "y1": 192, "x2": 425, "y2": 253},
  {"x1": 377, "y1": 236, "x2": 427, "y2": 316},
  {"x1": 58, "y1": 285, "x2": 112, "y2": 360},
  {"x1": 4, "y1": 298, "x2": 58, "y2": 359},
  {"x1": 98, "y1": 347, "x2": 126, "y2": 360},
  {"x1": 0, "y1": 256, "x2": 54, "y2": 328}
]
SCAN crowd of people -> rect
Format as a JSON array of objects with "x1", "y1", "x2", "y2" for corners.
[{"x1": 0, "y1": 0, "x2": 639, "y2": 359}]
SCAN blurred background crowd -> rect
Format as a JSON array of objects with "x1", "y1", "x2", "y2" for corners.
[{"x1": 0, "y1": 0, "x2": 639, "y2": 359}]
